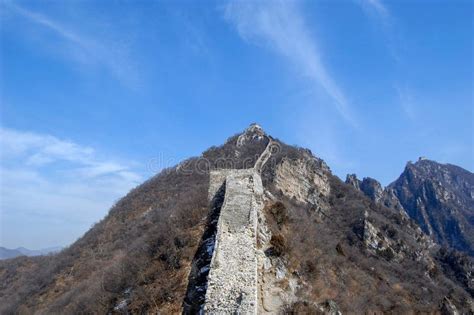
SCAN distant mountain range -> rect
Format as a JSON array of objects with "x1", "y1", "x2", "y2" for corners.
[{"x1": 0, "y1": 246, "x2": 62, "y2": 260}]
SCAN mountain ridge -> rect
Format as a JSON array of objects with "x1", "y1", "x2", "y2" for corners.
[
  {"x1": 0, "y1": 124, "x2": 472, "y2": 313},
  {"x1": 347, "y1": 157, "x2": 474, "y2": 256},
  {"x1": 0, "y1": 246, "x2": 62, "y2": 260}
]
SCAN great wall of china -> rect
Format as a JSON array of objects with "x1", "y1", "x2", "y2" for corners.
[
  {"x1": 203, "y1": 168, "x2": 262, "y2": 313},
  {"x1": 182, "y1": 125, "x2": 285, "y2": 314},
  {"x1": 203, "y1": 132, "x2": 274, "y2": 314}
]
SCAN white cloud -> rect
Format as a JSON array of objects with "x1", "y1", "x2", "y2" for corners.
[
  {"x1": 224, "y1": 0, "x2": 358, "y2": 128},
  {"x1": 357, "y1": 1, "x2": 415, "y2": 121},
  {"x1": 356, "y1": 0, "x2": 400, "y2": 61},
  {"x1": 363, "y1": 0, "x2": 389, "y2": 19},
  {"x1": 7, "y1": 2, "x2": 89, "y2": 45},
  {"x1": 4, "y1": 2, "x2": 139, "y2": 88},
  {"x1": 0, "y1": 128, "x2": 143, "y2": 248},
  {"x1": 357, "y1": 0, "x2": 392, "y2": 32},
  {"x1": 0, "y1": 128, "x2": 94, "y2": 165},
  {"x1": 396, "y1": 86, "x2": 417, "y2": 121}
]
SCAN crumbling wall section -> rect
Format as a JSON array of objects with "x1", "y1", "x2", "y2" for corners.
[{"x1": 203, "y1": 169, "x2": 263, "y2": 314}]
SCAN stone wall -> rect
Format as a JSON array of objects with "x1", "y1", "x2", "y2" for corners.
[{"x1": 203, "y1": 169, "x2": 263, "y2": 314}]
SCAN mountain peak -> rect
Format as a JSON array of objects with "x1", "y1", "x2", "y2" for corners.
[
  {"x1": 236, "y1": 123, "x2": 266, "y2": 147},
  {"x1": 390, "y1": 158, "x2": 474, "y2": 255},
  {"x1": 345, "y1": 174, "x2": 384, "y2": 203}
]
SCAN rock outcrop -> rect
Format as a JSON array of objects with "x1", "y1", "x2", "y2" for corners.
[
  {"x1": 389, "y1": 158, "x2": 474, "y2": 255},
  {"x1": 346, "y1": 175, "x2": 384, "y2": 204},
  {"x1": 346, "y1": 160, "x2": 474, "y2": 256},
  {"x1": 345, "y1": 174, "x2": 408, "y2": 218},
  {"x1": 274, "y1": 154, "x2": 330, "y2": 214}
]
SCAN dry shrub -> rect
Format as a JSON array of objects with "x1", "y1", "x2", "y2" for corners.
[
  {"x1": 268, "y1": 233, "x2": 287, "y2": 257},
  {"x1": 261, "y1": 144, "x2": 473, "y2": 313},
  {"x1": 0, "y1": 135, "x2": 271, "y2": 313},
  {"x1": 269, "y1": 201, "x2": 288, "y2": 227},
  {"x1": 283, "y1": 301, "x2": 321, "y2": 314}
]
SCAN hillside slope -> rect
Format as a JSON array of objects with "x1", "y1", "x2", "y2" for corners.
[{"x1": 0, "y1": 125, "x2": 472, "y2": 314}]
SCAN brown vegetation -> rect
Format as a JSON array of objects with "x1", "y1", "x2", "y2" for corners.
[
  {"x1": 260, "y1": 139, "x2": 473, "y2": 313},
  {"x1": 0, "y1": 159, "x2": 209, "y2": 313},
  {"x1": 0, "y1": 130, "x2": 472, "y2": 314},
  {"x1": 0, "y1": 132, "x2": 270, "y2": 314}
]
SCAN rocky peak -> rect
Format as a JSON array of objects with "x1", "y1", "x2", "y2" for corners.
[
  {"x1": 346, "y1": 173, "x2": 409, "y2": 220},
  {"x1": 389, "y1": 159, "x2": 474, "y2": 255},
  {"x1": 345, "y1": 174, "x2": 360, "y2": 190},
  {"x1": 405, "y1": 158, "x2": 473, "y2": 192},
  {"x1": 360, "y1": 177, "x2": 384, "y2": 203},
  {"x1": 345, "y1": 174, "x2": 384, "y2": 203},
  {"x1": 236, "y1": 123, "x2": 266, "y2": 147}
]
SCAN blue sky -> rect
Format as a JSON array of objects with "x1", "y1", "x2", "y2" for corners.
[{"x1": 1, "y1": 0, "x2": 472, "y2": 249}]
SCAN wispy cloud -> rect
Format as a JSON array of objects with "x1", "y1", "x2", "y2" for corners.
[
  {"x1": 362, "y1": 0, "x2": 390, "y2": 20},
  {"x1": 223, "y1": 0, "x2": 358, "y2": 128},
  {"x1": 4, "y1": 2, "x2": 139, "y2": 88},
  {"x1": 357, "y1": 1, "x2": 417, "y2": 121},
  {"x1": 396, "y1": 86, "x2": 417, "y2": 121},
  {"x1": 7, "y1": 2, "x2": 88, "y2": 45},
  {"x1": 1, "y1": 128, "x2": 92, "y2": 164},
  {"x1": 356, "y1": 0, "x2": 400, "y2": 61},
  {"x1": 0, "y1": 128, "x2": 143, "y2": 248}
]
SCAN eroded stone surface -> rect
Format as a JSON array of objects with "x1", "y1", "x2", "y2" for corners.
[
  {"x1": 204, "y1": 170, "x2": 262, "y2": 314},
  {"x1": 274, "y1": 157, "x2": 330, "y2": 205}
]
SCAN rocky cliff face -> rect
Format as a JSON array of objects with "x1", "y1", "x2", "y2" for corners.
[
  {"x1": 346, "y1": 175, "x2": 384, "y2": 203},
  {"x1": 346, "y1": 159, "x2": 474, "y2": 258},
  {"x1": 264, "y1": 143, "x2": 472, "y2": 313},
  {"x1": 0, "y1": 125, "x2": 473, "y2": 314},
  {"x1": 345, "y1": 175, "x2": 407, "y2": 215},
  {"x1": 389, "y1": 158, "x2": 474, "y2": 256}
]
